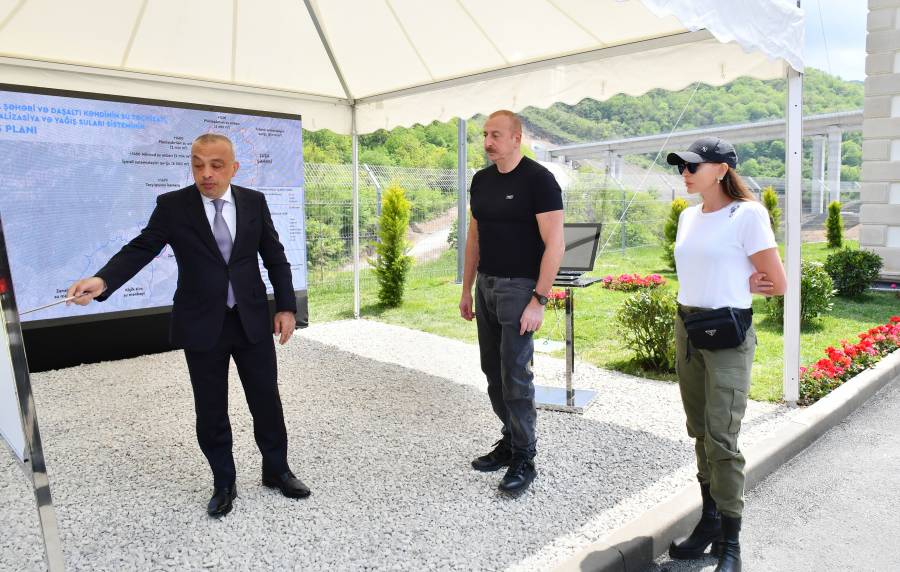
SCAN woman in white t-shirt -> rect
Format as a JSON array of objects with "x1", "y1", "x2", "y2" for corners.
[{"x1": 664, "y1": 137, "x2": 786, "y2": 572}]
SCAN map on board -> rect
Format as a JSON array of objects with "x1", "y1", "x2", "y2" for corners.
[{"x1": 0, "y1": 88, "x2": 306, "y2": 323}]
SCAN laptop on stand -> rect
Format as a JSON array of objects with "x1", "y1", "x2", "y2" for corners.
[{"x1": 555, "y1": 223, "x2": 602, "y2": 283}]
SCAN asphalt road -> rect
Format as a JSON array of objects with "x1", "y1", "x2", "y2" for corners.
[{"x1": 648, "y1": 377, "x2": 900, "y2": 572}]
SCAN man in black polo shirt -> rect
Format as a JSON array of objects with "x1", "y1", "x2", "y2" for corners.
[{"x1": 459, "y1": 110, "x2": 565, "y2": 494}]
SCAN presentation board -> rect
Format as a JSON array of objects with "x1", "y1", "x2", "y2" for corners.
[{"x1": 0, "y1": 84, "x2": 307, "y2": 326}]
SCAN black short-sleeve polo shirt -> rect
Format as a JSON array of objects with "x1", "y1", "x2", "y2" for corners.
[{"x1": 469, "y1": 156, "x2": 563, "y2": 280}]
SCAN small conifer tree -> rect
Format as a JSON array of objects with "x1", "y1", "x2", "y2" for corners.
[
  {"x1": 761, "y1": 186, "x2": 781, "y2": 234},
  {"x1": 662, "y1": 198, "x2": 689, "y2": 271},
  {"x1": 370, "y1": 185, "x2": 413, "y2": 307},
  {"x1": 826, "y1": 201, "x2": 843, "y2": 249}
]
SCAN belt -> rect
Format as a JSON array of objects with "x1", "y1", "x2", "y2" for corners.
[
  {"x1": 677, "y1": 303, "x2": 751, "y2": 315},
  {"x1": 677, "y1": 303, "x2": 713, "y2": 315}
]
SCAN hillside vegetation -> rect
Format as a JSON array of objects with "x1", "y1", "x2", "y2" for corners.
[{"x1": 303, "y1": 68, "x2": 863, "y2": 180}]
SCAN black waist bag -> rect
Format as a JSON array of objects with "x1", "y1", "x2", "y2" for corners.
[{"x1": 679, "y1": 306, "x2": 752, "y2": 351}]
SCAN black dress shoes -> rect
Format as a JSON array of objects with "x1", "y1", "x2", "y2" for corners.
[
  {"x1": 207, "y1": 484, "x2": 237, "y2": 517},
  {"x1": 471, "y1": 440, "x2": 513, "y2": 472},
  {"x1": 262, "y1": 471, "x2": 312, "y2": 498},
  {"x1": 499, "y1": 457, "x2": 536, "y2": 494}
]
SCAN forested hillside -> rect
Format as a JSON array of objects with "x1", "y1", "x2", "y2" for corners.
[{"x1": 303, "y1": 68, "x2": 863, "y2": 180}]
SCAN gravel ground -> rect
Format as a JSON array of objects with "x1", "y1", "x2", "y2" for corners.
[{"x1": 2, "y1": 319, "x2": 792, "y2": 571}]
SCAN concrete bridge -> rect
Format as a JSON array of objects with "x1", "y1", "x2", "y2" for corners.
[{"x1": 539, "y1": 109, "x2": 863, "y2": 214}]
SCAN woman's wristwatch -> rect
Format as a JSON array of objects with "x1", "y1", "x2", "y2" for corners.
[{"x1": 532, "y1": 290, "x2": 548, "y2": 305}]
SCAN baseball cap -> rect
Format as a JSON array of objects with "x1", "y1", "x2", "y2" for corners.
[{"x1": 666, "y1": 137, "x2": 738, "y2": 168}]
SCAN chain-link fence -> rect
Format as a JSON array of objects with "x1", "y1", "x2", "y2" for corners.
[
  {"x1": 303, "y1": 162, "x2": 861, "y2": 313},
  {"x1": 747, "y1": 176, "x2": 861, "y2": 243},
  {"x1": 304, "y1": 163, "x2": 471, "y2": 296}
]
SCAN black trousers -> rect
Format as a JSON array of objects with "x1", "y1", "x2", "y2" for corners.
[
  {"x1": 475, "y1": 273, "x2": 538, "y2": 459},
  {"x1": 183, "y1": 308, "x2": 289, "y2": 487}
]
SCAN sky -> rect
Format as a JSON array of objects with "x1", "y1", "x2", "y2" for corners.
[{"x1": 804, "y1": 0, "x2": 867, "y2": 81}]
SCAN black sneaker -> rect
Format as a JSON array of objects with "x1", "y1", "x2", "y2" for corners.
[
  {"x1": 498, "y1": 456, "x2": 536, "y2": 493},
  {"x1": 471, "y1": 440, "x2": 513, "y2": 472}
]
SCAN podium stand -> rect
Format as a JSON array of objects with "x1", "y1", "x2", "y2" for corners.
[{"x1": 535, "y1": 276, "x2": 602, "y2": 414}]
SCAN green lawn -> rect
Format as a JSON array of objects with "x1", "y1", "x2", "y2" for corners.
[{"x1": 308, "y1": 241, "x2": 899, "y2": 403}]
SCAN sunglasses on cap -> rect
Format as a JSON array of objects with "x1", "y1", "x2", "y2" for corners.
[{"x1": 676, "y1": 163, "x2": 700, "y2": 175}]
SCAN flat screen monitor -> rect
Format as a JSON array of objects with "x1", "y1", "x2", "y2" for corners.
[{"x1": 559, "y1": 223, "x2": 602, "y2": 271}]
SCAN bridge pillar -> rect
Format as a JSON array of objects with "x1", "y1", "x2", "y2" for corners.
[
  {"x1": 612, "y1": 153, "x2": 624, "y2": 181},
  {"x1": 826, "y1": 126, "x2": 843, "y2": 205},
  {"x1": 811, "y1": 135, "x2": 826, "y2": 214}
]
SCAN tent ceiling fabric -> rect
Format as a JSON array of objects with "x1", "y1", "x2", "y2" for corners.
[
  {"x1": 0, "y1": 0, "x2": 803, "y2": 134},
  {"x1": 353, "y1": 34, "x2": 786, "y2": 133}
]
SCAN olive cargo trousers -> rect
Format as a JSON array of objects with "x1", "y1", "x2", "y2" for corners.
[{"x1": 675, "y1": 305, "x2": 756, "y2": 518}]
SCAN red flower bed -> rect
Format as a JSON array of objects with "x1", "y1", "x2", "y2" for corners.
[
  {"x1": 601, "y1": 273, "x2": 666, "y2": 292},
  {"x1": 547, "y1": 289, "x2": 567, "y2": 311},
  {"x1": 799, "y1": 316, "x2": 900, "y2": 405}
]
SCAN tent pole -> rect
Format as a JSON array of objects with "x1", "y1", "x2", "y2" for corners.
[
  {"x1": 783, "y1": 57, "x2": 803, "y2": 405},
  {"x1": 456, "y1": 118, "x2": 467, "y2": 284},
  {"x1": 352, "y1": 106, "x2": 360, "y2": 319}
]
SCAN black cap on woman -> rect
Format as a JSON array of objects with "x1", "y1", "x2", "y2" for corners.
[{"x1": 666, "y1": 137, "x2": 753, "y2": 205}]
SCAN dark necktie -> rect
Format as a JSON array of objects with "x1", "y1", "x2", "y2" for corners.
[{"x1": 212, "y1": 198, "x2": 236, "y2": 308}]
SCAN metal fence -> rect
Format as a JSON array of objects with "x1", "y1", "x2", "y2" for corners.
[
  {"x1": 303, "y1": 162, "x2": 861, "y2": 311},
  {"x1": 304, "y1": 163, "x2": 470, "y2": 294}
]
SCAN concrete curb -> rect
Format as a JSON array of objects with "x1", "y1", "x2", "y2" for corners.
[{"x1": 555, "y1": 348, "x2": 900, "y2": 572}]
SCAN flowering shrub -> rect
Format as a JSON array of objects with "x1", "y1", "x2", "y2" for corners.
[
  {"x1": 615, "y1": 288, "x2": 677, "y2": 372},
  {"x1": 601, "y1": 273, "x2": 666, "y2": 292},
  {"x1": 547, "y1": 289, "x2": 567, "y2": 311},
  {"x1": 799, "y1": 316, "x2": 900, "y2": 405}
]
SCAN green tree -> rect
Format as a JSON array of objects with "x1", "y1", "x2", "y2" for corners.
[
  {"x1": 826, "y1": 201, "x2": 844, "y2": 248},
  {"x1": 303, "y1": 129, "x2": 350, "y2": 163},
  {"x1": 370, "y1": 185, "x2": 413, "y2": 307},
  {"x1": 842, "y1": 139, "x2": 862, "y2": 167},
  {"x1": 306, "y1": 219, "x2": 345, "y2": 270},
  {"x1": 662, "y1": 198, "x2": 689, "y2": 271},
  {"x1": 447, "y1": 217, "x2": 457, "y2": 251},
  {"x1": 739, "y1": 158, "x2": 762, "y2": 177},
  {"x1": 359, "y1": 148, "x2": 395, "y2": 166}
]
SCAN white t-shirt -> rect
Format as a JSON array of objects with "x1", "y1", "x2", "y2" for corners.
[{"x1": 674, "y1": 200, "x2": 777, "y2": 309}]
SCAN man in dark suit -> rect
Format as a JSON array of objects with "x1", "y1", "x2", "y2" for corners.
[{"x1": 67, "y1": 133, "x2": 310, "y2": 518}]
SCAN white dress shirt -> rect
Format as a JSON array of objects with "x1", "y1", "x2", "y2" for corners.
[{"x1": 202, "y1": 185, "x2": 237, "y2": 242}]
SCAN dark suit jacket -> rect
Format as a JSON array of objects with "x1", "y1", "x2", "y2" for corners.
[{"x1": 95, "y1": 184, "x2": 297, "y2": 352}]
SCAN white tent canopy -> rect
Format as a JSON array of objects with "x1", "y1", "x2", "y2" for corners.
[
  {"x1": 0, "y1": 0, "x2": 806, "y2": 403},
  {"x1": 0, "y1": 0, "x2": 802, "y2": 134}
]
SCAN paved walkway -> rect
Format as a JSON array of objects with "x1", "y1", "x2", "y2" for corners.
[{"x1": 648, "y1": 377, "x2": 900, "y2": 572}]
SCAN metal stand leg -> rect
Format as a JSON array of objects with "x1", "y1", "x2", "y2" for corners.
[
  {"x1": 565, "y1": 287, "x2": 574, "y2": 407},
  {"x1": 535, "y1": 286, "x2": 597, "y2": 414}
]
